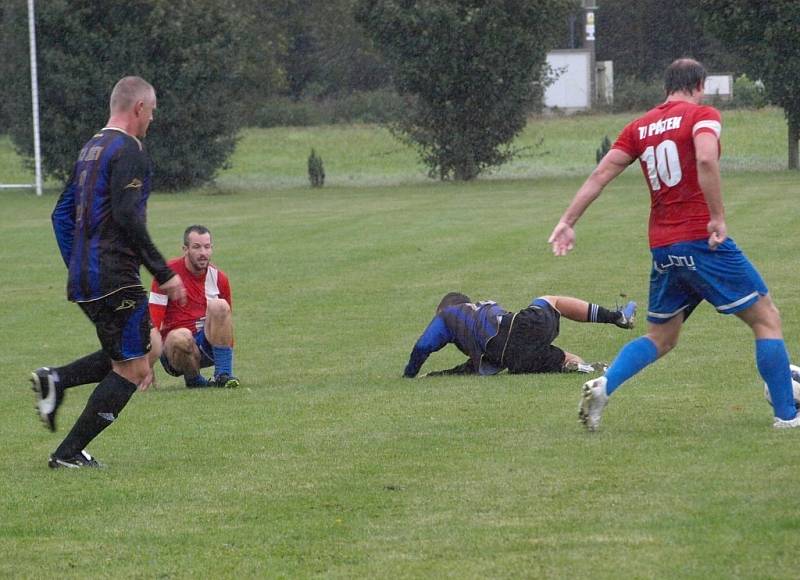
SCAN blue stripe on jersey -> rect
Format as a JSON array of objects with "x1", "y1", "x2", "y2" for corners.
[{"x1": 67, "y1": 132, "x2": 127, "y2": 301}]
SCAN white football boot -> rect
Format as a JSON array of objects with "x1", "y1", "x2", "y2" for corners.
[
  {"x1": 579, "y1": 376, "x2": 609, "y2": 432},
  {"x1": 773, "y1": 415, "x2": 800, "y2": 429}
]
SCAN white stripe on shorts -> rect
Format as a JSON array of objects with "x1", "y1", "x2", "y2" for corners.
[{"x1": 716, "y1": 291, "x2": 759, "y2": 312}]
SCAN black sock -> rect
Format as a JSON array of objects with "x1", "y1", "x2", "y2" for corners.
[
  {"x1": 53, "y1": 351, "x2": 112, "y2": 390},
  {"x1": 587, "y1": 304, "x2": 621, "y2": 324},
  {"x1": 52, "y1": 371, "x2": 137, "y2": 459}
]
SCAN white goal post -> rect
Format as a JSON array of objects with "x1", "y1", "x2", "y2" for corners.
[{"x1": 1, "y1": 0, "x2": 43, "y2": 195}]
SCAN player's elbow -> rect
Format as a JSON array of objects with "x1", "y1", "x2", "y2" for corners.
[{"x1": 696, "y1": 154, "x2": 718, "y2": 170}]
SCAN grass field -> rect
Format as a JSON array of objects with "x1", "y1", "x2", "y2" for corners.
[{"x1": 2, "y1": 108, "x2": 799, "y2": 578}]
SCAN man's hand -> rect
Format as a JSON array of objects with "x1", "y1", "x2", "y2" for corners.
[
  {"x1": 161, "y1": 274, "x2": 187, "y2": 306},
  {"x1": 707, "y1": 218, "x2": 727, "y2": 250},
  {"x1": 138, "y1": 366, "x2": 155, "y2": 392},
  {"x1": 548, "y1": 222, "x2": 576, "y2": 256}
]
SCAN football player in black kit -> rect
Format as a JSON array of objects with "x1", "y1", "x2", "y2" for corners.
[{"x1": 36, "y1": 76, "x2": 186, "y2": 468}]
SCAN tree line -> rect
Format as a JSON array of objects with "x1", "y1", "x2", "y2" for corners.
[{"x1": 0, "y1": 0, "x2": 797, "y2": 189}]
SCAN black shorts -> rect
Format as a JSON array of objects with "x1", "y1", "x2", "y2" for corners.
[
  {"x1": 502, "y1": 301, "x2": 565, "y2": 374},
  {"x1": 78, "y1": 287, "x2": 152, "y2": 362}
]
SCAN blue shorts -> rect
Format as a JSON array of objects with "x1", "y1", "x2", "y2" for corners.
[
  {"x1": 160, "y1": 328, "x2": 215, "y2": 377},
  {"x1": 648, "y1": 238, "x2": 768, "y2": 324}
]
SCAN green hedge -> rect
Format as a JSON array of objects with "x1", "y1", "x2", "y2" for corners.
[{"x1": 251, "y1": 89, "x2": 406, "y2": 128}]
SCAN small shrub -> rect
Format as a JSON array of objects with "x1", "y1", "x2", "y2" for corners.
[
  {"x1": 308, "y1": 149, "x2": 325, "y2": 188},
  {"x1": 731, "y1": 74, "x2": 767, "y2": 109},
  {"x1": 596, "y1": 135, "x2": 611, "y2": 163}
]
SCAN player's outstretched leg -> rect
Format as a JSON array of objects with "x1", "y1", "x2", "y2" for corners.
[
  {"x1": 30, "y1": 351, "x2": 112, "y2": 432},
  {"x1": 49, "y1": 371, "x2": 138, "y2": 469},
  {"x1": 539, "y1": 296, "x2": 636, "y2": 329}
]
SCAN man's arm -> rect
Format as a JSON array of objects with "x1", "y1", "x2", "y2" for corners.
[
  {"x1": 219, "y1": 271, "x2": 233, "y2": 309},
  {"x1": 108, "y1": 144, "x2": 172, "y2": 286},
  {"x1": 148, "y1": 277, "x2": 168, "y2": 332},
  {"x1": 694, "y1": 131, "x2": 727, "y2": 249},
  {"x1": 51, "y1": 182, "x2": 77, "y2": 268},
  {"x1": 548, "y1": 148, "x2": 633, "y2": 256},
  {"x1": 423, "y1": 359, "x2": 477, "y2": 377},
  {"x1": 403, "y1": 316, "x2": 452, "y2": 378},
  {"x1": 110, "y1": 146, "x2": 185, "y2": 304}
]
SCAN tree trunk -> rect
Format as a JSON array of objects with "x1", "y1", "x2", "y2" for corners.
[{"x1": 789, "y1": 114, "x2": 799, "y2": 170}]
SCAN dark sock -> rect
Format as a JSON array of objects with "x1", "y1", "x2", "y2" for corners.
[
  {"x1": 52, "y1": 371, "x2": 137, "y2": 459},
  {"x1": 53, "y1": 351, "x2": 112, "y2": 390},
  {"x1": 587, "y1": 304, "x2": 621, "y2": 324}
]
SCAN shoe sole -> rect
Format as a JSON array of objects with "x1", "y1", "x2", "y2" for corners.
[
  {"x1": 578, "y1": 382, "x2": 591, "y2": 428},
  {"x1": 30, "y1": 370, "x2": 56, "y2": 432},
  {"x1": 579, "y1": 381, "x2": 603, "y2": 432}
]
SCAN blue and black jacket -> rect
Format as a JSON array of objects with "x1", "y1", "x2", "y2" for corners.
[
  {"x1": 52, "y1": 128, "x2": 174, "y2": 302},
  {"x1": 404, "y1": 301, "x2": 508, "y2": 377}
]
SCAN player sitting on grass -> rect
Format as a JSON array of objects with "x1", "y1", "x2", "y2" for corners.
[
  {"x1": 30, "y1": 224, "x2": 238, "y2": 436},
  {"x1": 403, "y1": 292, "x2": 636, "y2": 377},
  {"x1": 149, "y1": 225, "x2": 239, "y2": 389}
]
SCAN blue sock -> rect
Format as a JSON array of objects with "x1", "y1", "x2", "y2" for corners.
[
  {"x1": 756, "y1": 338, "x2": 796, "y2": 420},
  {"x1": 605, "y1": 336, "x2": 659, "y2": 395},
  {"x1": 213, "y1": 346, "x2": 233, "y2": 377}
]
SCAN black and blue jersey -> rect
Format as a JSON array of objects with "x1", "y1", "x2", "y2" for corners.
[
  {"x1": 404, "y1": 299, "x2": 566, "y2": 377},
  {"x1": 52, "y1": 128, "x2": 174, "y2": 302},
  {"x1": 404, "y1": 301, "x2": 508, "y2": 377}
]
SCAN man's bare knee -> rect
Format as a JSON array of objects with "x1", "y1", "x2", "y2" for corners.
[
  {"x1": 113, "y1": 357, "x2": 150, "y2": 384},
  {"x1": 164, "y1": 328, "x2": 199, "y2": 372},
  {"x1": 166, "y1": 328, "x2": 195, "y2": 351},
  {"x1": 207, "y1": 298, "x2": 231, "y2": 320},
  {"x1": 539, "y1": 296, "x2": 558, "y2": 308}
]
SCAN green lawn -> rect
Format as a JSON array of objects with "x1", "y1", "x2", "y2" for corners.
[{"x1": 1, "y1": 109, "x2": 799, "y2": 578}]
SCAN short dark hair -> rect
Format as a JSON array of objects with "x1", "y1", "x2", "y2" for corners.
[
  {"x1": 436, "y1": 292, "x2": 471, "y2": 314},
  {"x1": 664, "y1": 58, "x2": 706, "y2": 96},
  {"x1": 183, "y1": 224, "x2": 211, "y2": 246}
]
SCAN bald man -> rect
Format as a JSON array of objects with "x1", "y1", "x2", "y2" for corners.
[{"x1": 35, "y1": 76, "x2": 186, "y2": 468}]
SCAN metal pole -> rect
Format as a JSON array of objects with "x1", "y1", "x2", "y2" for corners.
[
  {"x1": 583, "y1": 1, "x2": 597, "y2": 108},
  {"x1": 27, "y1": 0, "x2": 43, "y2": 196}
]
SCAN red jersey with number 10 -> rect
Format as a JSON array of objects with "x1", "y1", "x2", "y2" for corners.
[
  {"x1": 612, "y1": 100, "x2": 722, "y2": 249},
  {"x1": 148, "y1": 256, "x2": 232, "y2": 339}
]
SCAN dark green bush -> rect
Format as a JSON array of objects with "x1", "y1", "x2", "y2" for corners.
[
  {"x1": 609, "y1": 76, "x2": 665, "y2": 113},
  {"x1": 596, "y1": 135, "x2": 611, "y2": 163},
  {"x1": 730, "y1": 74, "x2": 767, "y2": 109},
  {"x1": 251, "y1": 89, "x2": 405, "y2": 128},
  {"x1": 307, "y1": 148, "x2": 325, "y2": 187},
  {"x1": 251, "y1": 98, "x2": 324, "y2": 128}
]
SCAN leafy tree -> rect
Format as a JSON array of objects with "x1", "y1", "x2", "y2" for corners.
[
  {"x1": 279, "y1": 0, "x2": 390, "y2": 100},
  {"x1": 0, "y1": 0, "x2": 278, "y2": 190},
  {"x1": 355, "y1": 0, "x2": 573, "y2": 181},
  {"x1": 697, "y1": 1, "x2": 800, "y2": 170}
]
